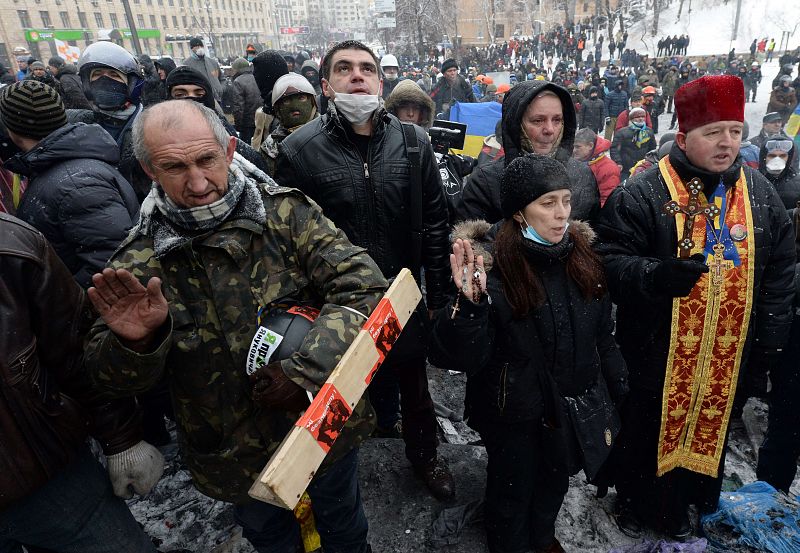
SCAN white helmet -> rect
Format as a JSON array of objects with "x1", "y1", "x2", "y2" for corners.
[{"x1": 380, "y1": 54, "x2": 399, "y2": 69}]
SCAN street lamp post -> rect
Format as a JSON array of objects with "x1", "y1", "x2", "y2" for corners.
[{"x1": 121, "y1": 0, "x2": 143, "y2": 55}]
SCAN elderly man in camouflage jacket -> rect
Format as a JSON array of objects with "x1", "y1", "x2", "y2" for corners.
[{"x1": 84, "y1": 100, "x2": 387, "y2": 553}]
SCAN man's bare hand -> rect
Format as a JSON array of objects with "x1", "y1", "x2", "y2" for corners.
[{"x1": 88, "y1": 268, "x2": 169, "y2": 347}]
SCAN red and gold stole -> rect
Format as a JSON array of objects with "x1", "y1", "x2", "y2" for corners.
[{"x1": 655, "y1": 157, "x2": 755, "y2": 478}]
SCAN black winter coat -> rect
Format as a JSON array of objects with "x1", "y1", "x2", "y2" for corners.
[
  {"x1": 430, "y1": 75, "x2": 476, "y2": 114},
  {"x1": 6, "y1": 123, "x2": 140, "y2": 288},
  {"x1": 759, "y1": 142, "x2": 800, "y2": 212},
  {"x1": 55, "y1": 64, "x2": 91, "y2": 110},
  {"x1": 579, "y1": 96, "x2": 607, "y2": 132},
  {"x1": 610, "y1": 125, "x2": 656, "y2": 176},
  {"x1": 604, "y1": 88, "x2": 629, "y2": 118},
  {"x1": 456, "y1": 80, "x2": 599, "y2": 224},
  {"x1": 430, "y1": 221, "x2": 627, "y2": 477},
  {"x1": 595, "y1": 146, "x2": 796, "y2": 393},
  {"x1": 274, "y1": 107, "x2": 451, "y2": 310},
  {"x1": 231, "y1": 70, "x2": 261, "y2": 131}
]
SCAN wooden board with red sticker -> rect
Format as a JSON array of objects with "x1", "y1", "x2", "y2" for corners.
[{"x1": 248, "y1": 268, "x2": 422, "y2": 509}]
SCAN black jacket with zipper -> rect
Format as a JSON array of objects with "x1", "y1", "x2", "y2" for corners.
[
  {"x1": 274, "y1": 105, "x2": 451, "y2": 310},
  {"x1": 430, "y1": 221, "x2": 627, "y2": 423}
]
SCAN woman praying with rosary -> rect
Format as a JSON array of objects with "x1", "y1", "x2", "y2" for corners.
[{"x1": 429, "y1": 153, "x2": 629, "y2": 553}]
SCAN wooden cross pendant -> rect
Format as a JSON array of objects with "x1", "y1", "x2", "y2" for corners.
[{"x1": 663, "y1": 178, "x2": 721, "y2": 259}]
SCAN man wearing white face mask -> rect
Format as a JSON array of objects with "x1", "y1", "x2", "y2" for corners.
[
  {"x1": 275, "y1": 40, "x2": 456, "y2": 502},
  {"x1": 758, "y1": 137, "x2": 800, "y2": 210},
  {"x1": 183, "y1": 37, "x2": 224, "y2": 102}
]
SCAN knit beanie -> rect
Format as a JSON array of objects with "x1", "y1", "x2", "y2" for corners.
[
  {"x1": 165, "y1": 66, "x2": 215, "y2": 110},
  {"x1": 48, "y1": 57, "x2": 65, "y2": 69},
  {"x1": 500, "y1": 154, "x2": 571, "y2": 218},
  {"x1": 29, "y1": 61, "x2": 46, "y2": 70},
  {"x1": 252, "y1": 50, "x2": 290, "y2": 111},
  {"x1": 0, "y1": 80, "x2": 66, "y2": 139},
  {"x1": 189, "y1": 37, "x2": 204, "y2": 49},
  {"x1": 441, "y1": 58, "x2": 458, "y2": 73},
  {"x1": 231, "y1": 57, "x2": 250, "y2": 73}
]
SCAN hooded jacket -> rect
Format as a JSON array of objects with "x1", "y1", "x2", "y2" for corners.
[
  {"x1": 6, "y1": 123, "x2": 139, "y2": 289},
  {"x1": 587, "y1": 136, "x2": 621, "y2": 206},
  {"x1": 55, "y1": 64, "x2": 91, "y2": 110},
  {"x1": 759, "y1": 141, "x2": 800, "y2": 212},
  {"x1": 456, "y1": 80, "x2": 599, "y2": 224},
  {"x1": 579, "y1": 94, "x2": 607, "y2": 132},
  {"x1": 300, "y1": 60, "x2": 323, "y2": 96},
  {"x1": 384, "y1": 79, "x2": 435, "y2": 129}
]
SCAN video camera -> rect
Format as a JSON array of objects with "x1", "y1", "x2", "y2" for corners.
[{"x1": 428, "y1": 120, "x2": 467, "y2": 155}]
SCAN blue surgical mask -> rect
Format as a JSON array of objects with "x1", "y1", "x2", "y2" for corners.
[
  {"x1": 520, "y1": 214, "x2": 569, "y2": 246},
  {"x1": 90, "y1": 76, "x2": 129, "y2": 109}
]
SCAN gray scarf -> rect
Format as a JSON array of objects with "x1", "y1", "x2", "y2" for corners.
[{"x1": 134, "y1": 152, "x2": 274, "y2": 257}]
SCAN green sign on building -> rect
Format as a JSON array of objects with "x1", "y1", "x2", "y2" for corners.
[{"x1": 24, "y1": 28, "x2": 162, "y2": 42}]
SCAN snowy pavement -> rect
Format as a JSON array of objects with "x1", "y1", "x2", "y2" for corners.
[{"x1": 124, "y1": 62, "x2": 799, "y2": 553}]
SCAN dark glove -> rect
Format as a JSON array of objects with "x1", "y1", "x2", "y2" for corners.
[
  {"x1": 250, "y1": 362, "x2": 310, "y2": 412},
  {"x1": 651, "y1": 254, "x2": 709, "y2": 297}
]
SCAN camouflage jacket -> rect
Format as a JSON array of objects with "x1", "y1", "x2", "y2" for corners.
[{"x1": 85, "y1": 185, "x2": 387, "y2": 503}]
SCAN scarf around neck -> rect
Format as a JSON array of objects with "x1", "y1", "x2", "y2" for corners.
[{"x1": 134, "y1": 152, "x2": 273, "y2": 256}]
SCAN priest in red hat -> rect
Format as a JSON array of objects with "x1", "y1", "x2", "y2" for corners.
[{"x1": 595, "y1": 75, "x2": 796, "y2": 539}]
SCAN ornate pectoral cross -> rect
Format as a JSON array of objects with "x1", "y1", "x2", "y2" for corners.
[
  {"x1": 710, "y1": 243, "x2": 734, "y2": 291},
  {"x1": 663, "y1": 178, "x2": 721, "y2": 259}
]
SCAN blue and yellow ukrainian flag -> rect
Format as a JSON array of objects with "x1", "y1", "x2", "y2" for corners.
[
  {"x1": 449, "y1": 101, "x2": 502, "y2": 157},
  {"x1": 786, "y1": 103, "x2": 800, "y2": 150}
]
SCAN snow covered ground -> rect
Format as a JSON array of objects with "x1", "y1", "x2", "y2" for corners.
[
  {"x1": 124, "y1": 38, "x2": 800, "y2": 552},
  {"x1": 619, "y1": 0, "x2": 800, "y2": 59}
]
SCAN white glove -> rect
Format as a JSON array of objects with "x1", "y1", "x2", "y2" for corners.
[{"x1": 107, "y1": 440, "x2": 165, "y2": 499}]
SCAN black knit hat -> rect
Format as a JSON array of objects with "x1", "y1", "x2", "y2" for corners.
[
  {"x1": 189, "y1": 37, "x2": 204, "y2": 49},
  {"x1": 441, "y1": 58, "x2": 458, "y2": 73},
  {"x1": 0, "y1": 80, "x2": 66, "y2": 140},
  {"x1": 252, "y1": 50, "x2": 290, "y2": 111},
  {"x1": 500, "y1": 153, "x2": 571, "y2": 218},
  {"x1": 165, "y1": 66, "x2": 215, "y2": 110}
]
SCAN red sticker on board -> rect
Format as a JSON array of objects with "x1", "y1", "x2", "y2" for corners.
[
  {"x1": 296, "y1": 383, "x2": 352, "y2": 452},
  {"x1": 364, "y1": 298, "x2": 403, "y2": 361}
]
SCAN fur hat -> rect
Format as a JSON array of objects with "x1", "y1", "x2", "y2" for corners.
[
  {"x1": 441, "y1": 58, "x2": 458, "y2": 73},
  {"x1": 501, "y1": 154, "x2": 570, "y2": 218},
  {"x1": 674, "y1": 75, "x2": 744, "y2": 134}
]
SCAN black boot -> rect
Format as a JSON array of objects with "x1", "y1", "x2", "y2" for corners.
[{"x1": 413, "y1": 456, "x2": 456, "y2": 501}]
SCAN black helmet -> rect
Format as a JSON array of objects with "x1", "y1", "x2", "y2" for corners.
[
  {"x1": 78, "y1": 41, "x2": 144, "y2": 108},
  {"x1": 248, "y1": 304, "x2": 320, "y2": 373}
]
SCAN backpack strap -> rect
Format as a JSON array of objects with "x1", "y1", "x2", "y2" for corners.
[{"x1": 401, "y1": 122, "x2": 423, "y2": 277}]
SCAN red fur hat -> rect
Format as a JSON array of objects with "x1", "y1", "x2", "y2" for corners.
[{"x1": 674, "y1": 75, "x2": 744, "y2": 134}]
